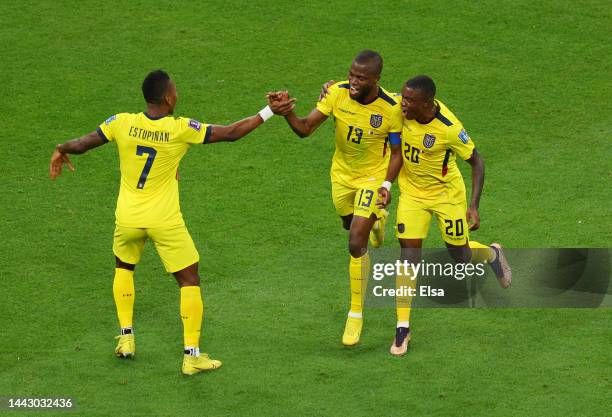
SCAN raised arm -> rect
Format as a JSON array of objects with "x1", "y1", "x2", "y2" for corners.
[
  {"x1": 206, "y1": 103, "x2": 293, "y2": 144},
  {"x1": 50, "y1": 130, "x2": 108, "y2": 179},
  {"x1": 283, "y1": 108, "x2": 328, "y2": 138},
  {"x1": 465, "y1": 148, "x2": 485, "y2": 230},
  {"x1": 268, "y1": 91, "x2": 328, "y2": 138}
]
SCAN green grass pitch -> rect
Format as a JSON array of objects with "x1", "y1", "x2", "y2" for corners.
[{"x1": 1, "y1": 1, "x2": 611, "y2": 415}]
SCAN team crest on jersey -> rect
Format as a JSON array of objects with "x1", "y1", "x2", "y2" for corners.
[
  {"x1": 370, "y1": 114, "x2": 383, "y2": 128},
  {"x1": 459, "y1": 129, "x2": 469, "y2": 144},
  {"x1": 423, "y1": 134, "x2": 436, "y2": 148},
  {"x1": 189, "y1": 119, "x2": 202, "y2": 131},
  {"x1": 104, "y1": 115, "x2": 116, "y2": 125}
]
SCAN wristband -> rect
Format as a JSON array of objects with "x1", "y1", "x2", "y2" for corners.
[
  {"x1": 258, "y1": 105, "x2": 274, "y2": 122},
  {"x1": 381, "y1": 181, "x2": 392, "y2": 191}
]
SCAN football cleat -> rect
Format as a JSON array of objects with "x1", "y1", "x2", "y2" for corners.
[
  {"x1": 114, "y1": 334, "x2": 135, "y2": 358},
  {"x1": 369, "y1": 209, "x2": 388, "y2": 248},
  {"x1": 182, "y1": 353, "x2": 222, "y2": 375},
  {"x1": 490, "y1": 243, "x2": 512, "y2": 289},
  {"x1": 390, "y1": 327, "x2": 411, "y2": 356},
  {"x1": 342, "y1": 316, "x2": 363, "y2": 346}
]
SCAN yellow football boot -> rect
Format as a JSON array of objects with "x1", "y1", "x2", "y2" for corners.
[
  {"x1": 342, "y1": 316, "x2": 363, "y2": 346},
  {"x1": 182, "y1": 353, "x2": 222, "y2": 375},
  {"x1": 114, "y1": 334, "x2": 135, "y2": 358}
]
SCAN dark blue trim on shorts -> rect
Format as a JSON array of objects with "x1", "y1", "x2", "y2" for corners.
[
  {"x1": 96, "y1": 127, "x2": 109, "y2": 142},
  {"x1": 203, "y1": 125, "x2": 212, "y2": 144},
  {"x1": 388, "y1": 132, "x2": 401, "y2": 145}
]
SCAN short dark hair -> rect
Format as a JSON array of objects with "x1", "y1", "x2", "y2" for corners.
[
  {"x1": 405, "y1": 75, "x2": 436, "y2": 100},
  {"x1": 142, "y1": 70, "x2": 171, "y2": 104},
  {"x1": 354, "y1": 49, "x2": 383, "y2": 76}
]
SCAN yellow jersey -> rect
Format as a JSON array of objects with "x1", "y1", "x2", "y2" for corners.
[
  {"x1": 316, "y1": 81, "x2": 403, "y2": 186},
  {"x1": 398, "y1": 100, "x2": 475, "y2": 203},
  {"x1": 97, "y1": 112, "x2": 211, "y2": 228}
]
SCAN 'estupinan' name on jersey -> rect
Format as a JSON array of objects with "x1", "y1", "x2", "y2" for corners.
[
  {"x1": 316, "y1": 81, "x2": 403, "y2": 185},
  {"x1": 97, "y1": 112, "x2": 211, "y2": 228},
  {"x1": 399, "y1": 100, "x2": 475, "y2": 203}
]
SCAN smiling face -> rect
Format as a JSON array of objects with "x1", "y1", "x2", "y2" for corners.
[
  {"x1": 348, "y1": 60, "x2": 380, "y2": 102},
  {"x1": 401, "y1": 85, "x2": 432, "y2": 120}
]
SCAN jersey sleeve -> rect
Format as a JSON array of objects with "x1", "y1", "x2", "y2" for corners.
[
  {"x1": 177, "y1": 117, "x2": 212, "y2": 144},
  {"x1": 387, "y1": 102, "x2": 403, "y2": 145},
  {"x1": 447, "y1": 124, "x2": 476, "y2": 160},
  {"x1": 97, "y1": 114, "x2": 120, "y2": 142},
  {"x1": 315, "y1": 82, "x2": 341, "y2": 116}
]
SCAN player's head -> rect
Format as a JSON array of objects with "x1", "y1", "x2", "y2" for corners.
[
  {"x1": 401, "y1": 75, "x2": 436, "y2": 120},
  {"x1": 348, "y1": 50, "x2": 383, "y2": 101},
  {"x1": 142, "y1": 69, "x2": 178, "y2": 114}
]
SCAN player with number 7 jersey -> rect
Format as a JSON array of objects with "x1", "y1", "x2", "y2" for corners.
[{"x1": 49, "y1": 69, "x2": 290, "y2": 375}]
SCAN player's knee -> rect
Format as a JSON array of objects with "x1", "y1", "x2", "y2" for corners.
[{"x1": 348, "y1": 236, "x2": 367, "y2": 258}]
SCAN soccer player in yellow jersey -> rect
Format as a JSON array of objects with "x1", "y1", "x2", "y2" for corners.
[
  {"x1": 384, "y1": 75, "x2": 512, "y2": 356},
  {"x1": 267, "y1": 50, "x2": 404, "y2": 347},
  {"x1": 49, "y1": 70, "x2": 286, "y2": 375}
]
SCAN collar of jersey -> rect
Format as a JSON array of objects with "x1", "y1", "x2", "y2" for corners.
[{"x1": 143, "y1": 112, "x2": 167, "y2": 120}]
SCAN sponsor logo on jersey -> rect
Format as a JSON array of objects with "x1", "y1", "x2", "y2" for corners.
[
  {"x1": 423, "y1": 134, "x2": 436, "y2": 148},
  {"x1": 370, "y1": 114, "x2": 383, "y2": 128},
  {"x1": 105, "y1": 115, "x2": 117, "y2": 125},
  {"x1": 189, "y1": 119, "x2": 202, "y2": 131},
  {"x1": 459, "y1": 129, "x2": 469, "y2": 144}
]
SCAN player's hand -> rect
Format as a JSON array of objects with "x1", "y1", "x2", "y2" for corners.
[
  {"x1": 467, "y1": 207, "x2": 480, "y2": 231},
  {"x1": 50, "y1": 145, "x2": 75, "y2": 180},
  {"x1": 318, "y1": 80, "x2": 336, "y2": 101},
  {"x1": 266, "y1": 91, "x2": 296, "y2": 116},
  {"x1": 376, "y1": 187, "x2": 391, "y2": 209}
]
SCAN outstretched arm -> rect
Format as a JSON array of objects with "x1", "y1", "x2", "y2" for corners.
[
  {"x1": 50, "y1": 130, "x2": 107, "y2": 179},
  {"x1": 268, "y1": 91, "x2": 328, "y2": 138},
  {"x1": 206, "y1": 103, "x2": 293, "y2": 144},
  {"x1": 465, "y1": 148, "x2": 485, "y2": 230},
  {"x1": 283, "y1": 109, "x2": 328, "y2": 138}
]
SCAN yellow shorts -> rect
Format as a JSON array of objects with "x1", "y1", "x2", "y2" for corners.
[
  {"x1": 113, "y1": 224, "x2": 200, "y2": 273},
  {"x1": 331, "y1": 180, "x2": 384, "y2": 219},
  {"x1": 396, "y1": 194, "x2": 469, "y2": 245}
]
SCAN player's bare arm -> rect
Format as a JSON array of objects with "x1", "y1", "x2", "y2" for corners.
[
  {"x1": 377, "y1": 143, "x2": 403, "y2": 209},
  {"x1": 50, "y1": 130, "x2": 107, "y2": 179},
  {"x1": 465, "y1": 148, "x2": 485, "y2": 230},
  {"x1": 267, "y1": 90, "x2": 328, "y2": 138},
  {"x1": 207, "y1": 113, "x2": 271, "y2": 144}
]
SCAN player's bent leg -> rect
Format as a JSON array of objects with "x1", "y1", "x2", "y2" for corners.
[
  {"x1": 369, "y1": 209, "x2": 388, "y2": 248},
  {"x1": 390, "y1": 238, "x2": 422, "y2": 356},
  {"x1": 342, "y1": 214, "x2": 377, "y2": 346},
  {"x1": 173, "y1": 264, "x2": 222, "y2": 374}
]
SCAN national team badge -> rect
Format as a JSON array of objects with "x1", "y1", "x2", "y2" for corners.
[
  {"x1": 423, "y1": 134, "x2": 436, "y2": 148},
  {"x1": 459, "y1": 129, "x2": 470, "y2": 144},
  {"x1": 370, "y1": 114, "x2": 383, "y2": 128},
  {"x1": 189, "y1": 119, "x2": 202, "y2": 131}
]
